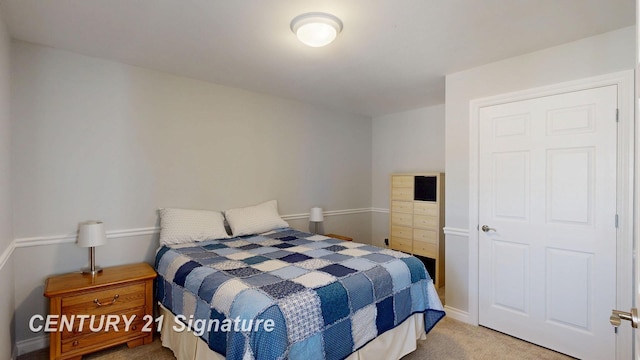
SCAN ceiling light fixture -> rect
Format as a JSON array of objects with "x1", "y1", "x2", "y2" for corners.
[{"x1": 290, "y1": 12, "x2": 343, "y2": 48}]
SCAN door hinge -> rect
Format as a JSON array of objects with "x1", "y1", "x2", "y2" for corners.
[
  {"x1": 615, "y1": 214, "x2": 619, "y2": 228},
  {"x1": 616, "y1": 108, "x2": 619, "y2": 122}
]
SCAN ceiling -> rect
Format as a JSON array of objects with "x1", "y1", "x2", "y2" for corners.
[{"x1": 0, "y1": 0, "x2": 635, "y2": 117}]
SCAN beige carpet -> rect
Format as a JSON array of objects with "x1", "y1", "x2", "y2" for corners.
[
  {"x1": 402, "y1": 317, "x2": 574, "y2": 360},
  {"x1": 18, "y1": 317, "x2": 574, "y2": 360}
]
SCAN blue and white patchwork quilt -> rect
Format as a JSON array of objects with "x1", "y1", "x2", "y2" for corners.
[{"x1": 155, "y1": 228, "x2": 445, "y2": 360}]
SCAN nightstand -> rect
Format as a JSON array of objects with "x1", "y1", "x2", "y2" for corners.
[
  {"x1": 326, "y1": 233, "x2": 353, "y2": 241},
  {"x1": 44, "y1": 263, "x2": 157, "y2": 360}
]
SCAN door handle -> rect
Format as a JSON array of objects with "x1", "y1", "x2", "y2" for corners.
[
  {"x1": 610, "y1": 308, "x2": 638, "y2": 328},
  {"x1": 481, "y1": 225, "x2": 496, "y2": 232}
]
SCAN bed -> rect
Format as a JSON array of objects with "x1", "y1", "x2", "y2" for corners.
[{"x1": 153, "y1": 203, "x2": 444, "y2": 360}]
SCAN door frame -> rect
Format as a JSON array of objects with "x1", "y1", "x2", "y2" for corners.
[{"x1": 468, "y1": 70, "x2": 634, "y2": 359}]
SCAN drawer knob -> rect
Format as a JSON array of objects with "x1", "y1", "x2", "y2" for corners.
[
  {"x1": 72, "y1": 340, "x2": 79, "y2": 347},
  {"x1": 94, "y1": 294, "x2": 119, "y2": 307}
]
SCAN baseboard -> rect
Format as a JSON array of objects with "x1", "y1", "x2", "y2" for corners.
[
  {"x1": 444, "y1": 305, "x2": 471, "y2": 324},
  {"x1": 16, "y1": 334, "x2": 48, "y2": 356}
]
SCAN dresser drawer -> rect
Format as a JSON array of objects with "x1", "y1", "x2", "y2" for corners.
[
  {"x1": 390, "y1": 236, "x2": 412, "y2": 253},
  {"x1": 392, "y1": 175, "x2": 414, "y2": 188},
  {"x1": 414, "y1": 228, "x2": 437, "y2": 244},
  {"x1": 391, "y1": 187, "x2": 413, "y2": 201},
  {"x1": 413, "y1": 215, "x2": 438, "y2": 229},
  {"x1": 391, "y1": 212, "x2": 412, "y2": 227},
  {"x1": 391, "y1": 200, "x2": 413, "y2": 214},
  {"x1": 62, "y1": 282, "x2": 147, "y2": 316},
  {"x1": 61, "y1": 316, "x2": 146, "y2": 353},
  {"x1": 413, "y1": 241, "x2": 437, "y2": 258},
  {"x1": 391, "y1": 225, "x2": 412, "y2": 239},
  {"x1": 414, "y1": 201, "x2": 438, "y2": 216}
]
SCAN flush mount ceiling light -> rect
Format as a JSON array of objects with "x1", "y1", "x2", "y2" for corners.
[{"x1": 290, "y1": 12, "x2": 343, "y2": 47}]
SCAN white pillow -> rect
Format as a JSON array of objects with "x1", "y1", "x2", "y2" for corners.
[
  {"x1": 158, "y1": 208, "x2": 230, "y2": 246},
  {"x1": 225, "y1": 200, "x2": 289, "y2": 236}
]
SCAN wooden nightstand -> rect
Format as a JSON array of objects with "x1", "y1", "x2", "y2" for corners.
[
  {"x1": 44, "y1": 263, "x2": 157, "y2": 360},
  {"x1": 326, "y1": 233, "x2": 353, "y2": 241}
]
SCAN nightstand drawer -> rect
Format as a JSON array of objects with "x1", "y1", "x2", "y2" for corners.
[
  {"x1": 61, "y1": 307, "x2": 146, "y2": 340},
  {"x1": 60, "y1": 316, "x2": 146, "y2": 353},
  {"x1": 62, "y1": 282, "x2": 147, "y2": 315}
]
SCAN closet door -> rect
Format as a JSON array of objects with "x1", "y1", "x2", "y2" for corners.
[{"x1": 478, "y1": 85, "x2": 617, "y2": 359}]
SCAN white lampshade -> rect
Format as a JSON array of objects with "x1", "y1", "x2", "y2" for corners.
[
  {"x1": 77, "y1": 221, "x2": 107, "y2": 248},
  {"x1": 291, "y1": 13, "x2": 342, "y2": 47},
  {"x1": 309, "y1": 207, "x2": 324, "y2": 222}
]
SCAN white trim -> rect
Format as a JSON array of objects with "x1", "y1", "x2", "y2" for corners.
[
  {"x1": 12, "y1": 208, "x2": 377, "y2": 248},
  {"x1": 16, "y1": 334, "x2": 48, "y2": 356},
  {"x1": 443, "y1": 227, "x2": 469, "y2": 237},
  {"x1": 14, "y1": 233, "x2": 76, "y2": 247},
  {"x1": 282, "y1": 208, "x2": 372, "y2": 221},
  {"x1": 13, "y1": 227, "x2": 160, "y2": 248},
  {"x1": 281, "y1": 213, "x2": 312, "y2": 221},
  {"x1": 323, "y1": 208, "x2": 372, "y2": 216},
  {"x1": 107, "y1": 227, "x2": 158, "y2": 239},
  {"x1": 370, "y1": 207, "x2": 389, "y2": 214},
  {"x1": 468, "y1": 70, "x2": 634, "y2": 358},
  {"x1": 443, "y1": 305, "x2": 471, "y2": 324},
  {"x1": 0, "y1": 240, "x2": 15, "y2": 271}
]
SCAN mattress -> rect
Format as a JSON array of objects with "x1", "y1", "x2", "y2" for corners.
[{"x1": 155, "y1": 228, "x2": 444, "y2": 360}]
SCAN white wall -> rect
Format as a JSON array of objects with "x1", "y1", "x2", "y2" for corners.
[
  {"x1": 371, "y1": 105, "x2": 445, "y2": 248},
  {"x1": 10, "y1": 41, "x2": 373, "y2": 344},
  {"x1": 0, "y1": 4, "x2": 14, "y2": 358},
  {"x1": 444, "y1": 26, "x2": 635, "y2": 316}
]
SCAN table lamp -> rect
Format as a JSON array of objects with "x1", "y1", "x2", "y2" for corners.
[
  {"x1": 77, "y1": 220, "x2": 107, "y2": 275},
  {"x1": 309, "y1": 207, "x2": 324, "y2": 234}
]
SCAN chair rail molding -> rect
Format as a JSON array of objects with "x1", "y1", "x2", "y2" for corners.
[
  {"x1": 443, "y1": 227, "x2": 469, "y2": 237},
  {"x1": 0, "y1": 240, "x2": 15, "y2": 272},
  {"x1": 13, "y1": 207, "x2": 378, "y2": 248}
]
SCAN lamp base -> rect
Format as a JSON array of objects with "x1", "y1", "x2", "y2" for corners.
[
  {"x1": 81, "y1": 267, "x2": 103, "y2": 275},
  {"x1": 81, "y1": 246, "x2": 103, "y2": 275}
]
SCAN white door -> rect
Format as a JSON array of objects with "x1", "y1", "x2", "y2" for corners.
[{"x1": 478, "y1": 85, "x2": 618, "y2": 359}]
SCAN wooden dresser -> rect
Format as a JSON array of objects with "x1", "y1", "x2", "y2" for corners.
[
  {"x1": 389, "y1": 172, "x2": 445, "y2": 288},
  {"x1": 44, "y1": 263, "x2": 157, "y2": 360}
]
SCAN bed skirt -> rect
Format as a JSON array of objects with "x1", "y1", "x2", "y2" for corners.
[{"x1": 158, "y1": 303, "x2": 427, "y2": 360}]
